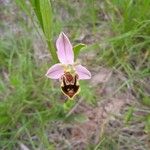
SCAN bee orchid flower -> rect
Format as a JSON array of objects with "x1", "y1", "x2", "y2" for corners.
[{"x1": 46, "y1": 32, "x2": 91, "y2": 98}]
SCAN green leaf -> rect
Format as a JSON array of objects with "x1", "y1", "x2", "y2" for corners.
[
  {"x1": 30, "y1": 0, "x2": 44, "y2": 30},
  {"x1": 39, "y1": 0, "x2": 52, "y2": 40},
  {"x1": 142, "y1": 96, "x2": 150, "y2": 106},
  {"x1": 124, "y1": 107, "x2": 134, "y2": 123},
  {"x1": 73, "y1": 43, "x2": 86, "y2": 59},
  {"x1": 38, "y1": 0, "x2": 57, "y2": 61},
  {"x1": 144, "y1": 115, "x2": 150, "y2": 133},
  {"x1": 0, "y1": 104, "x2": 11, "y2": 126}
]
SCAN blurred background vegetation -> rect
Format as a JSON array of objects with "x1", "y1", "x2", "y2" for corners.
[{"x1": 0, "y1": 0, "x2": 150, "y2": 149}]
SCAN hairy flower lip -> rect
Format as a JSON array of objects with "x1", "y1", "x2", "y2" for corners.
[
  {"x1": 60, "y1": 72, "x2": 80, "y2": 99},
  {"x1": 46, "y1": 32, "x2": 91, "y2": 80}
]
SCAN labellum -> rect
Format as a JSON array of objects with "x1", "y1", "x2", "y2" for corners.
[{"x1": 61, "y1": 72, "x2": 80, "y2": 99}]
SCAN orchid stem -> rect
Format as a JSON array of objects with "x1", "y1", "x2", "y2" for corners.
[
  {"x1": 65, "y1": 98, "x2": 84, "y2": 118},
  {"x1": 47, "y1": 39, "x2": 58, "y2": 63}
]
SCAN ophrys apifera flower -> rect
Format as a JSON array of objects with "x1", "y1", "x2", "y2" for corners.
[{"x1": 46, "y1": 32, "x2": 91, "y2": 98}]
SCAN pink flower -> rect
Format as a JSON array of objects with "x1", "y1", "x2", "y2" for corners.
[{"x1": 46, "y1": 32, "x2": 91, "y2": 98}]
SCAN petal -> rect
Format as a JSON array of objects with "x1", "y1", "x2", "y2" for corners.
[
  {"x1": 45, "y1": 63, "x2": 64, "y2": 79},
  {"x1": 75, "y1": 65, "x2": 91, "y2": 80},
  {"x1": 56, "y1": 32, "x2": 74, "y2": 64}
]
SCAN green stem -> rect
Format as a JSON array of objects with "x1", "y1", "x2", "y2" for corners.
[{"x1": 47, "y1": 39, "x2": 58, "y2": 63}]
